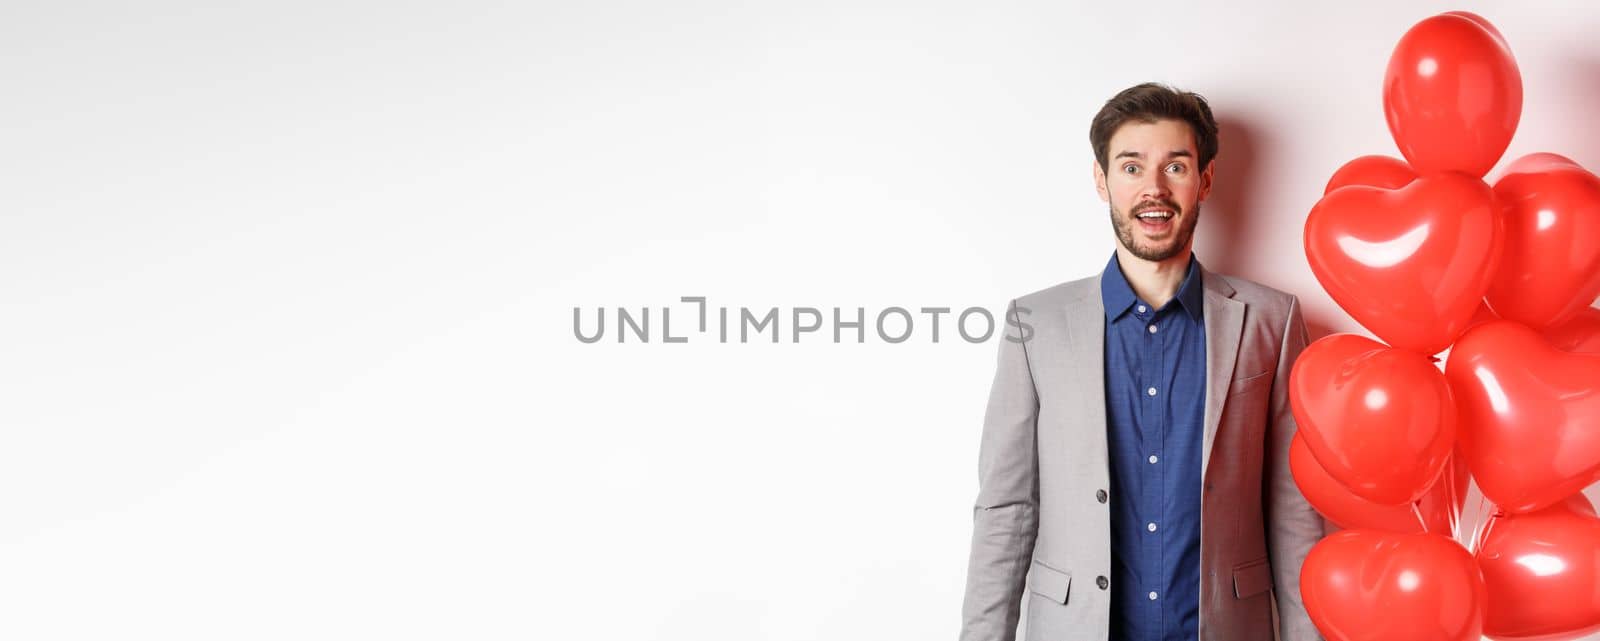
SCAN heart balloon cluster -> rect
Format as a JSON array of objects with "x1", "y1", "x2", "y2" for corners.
[{"x1": 1293, "y1": 12, "x2": 1600, "y2": 641}]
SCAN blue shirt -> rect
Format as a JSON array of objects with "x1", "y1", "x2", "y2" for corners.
[{"x1": 1100, "y1": 253, "x2": 1207, "y2": 641}]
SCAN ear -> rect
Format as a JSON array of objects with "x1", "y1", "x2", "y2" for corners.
[
  {"x1": 1093, "y1": 159, "x2": 1109, "y2": 202},
  {"x1": 1197, "y1": 160, "x2": 1215, "y2": 202}
]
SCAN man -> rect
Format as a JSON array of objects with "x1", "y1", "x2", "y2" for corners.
[{"x1": 958, "y1": 83, "x2": 1325, "y2": 641}]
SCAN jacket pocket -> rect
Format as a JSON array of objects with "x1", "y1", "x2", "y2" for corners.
[
  {"x1": 1228, "y1": 369, "x2": 1273, "y2": 396},
  {"x1": 1232, "y1": 557, "x2": 1273, "y2": 599},
  {"x1": 1028, "y1": 559, "x2": 1072, "y2": 604}
]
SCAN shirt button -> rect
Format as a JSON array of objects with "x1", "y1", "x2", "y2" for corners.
[
  {"x1": 1097, "y1": 575, "x2": 1109, "y2": 590},
  {"x1": 1147, "y1": 522, "x2": 1158, "y2": 532},
  {"x1": 1148, "y1": 455, "x2": 1159, "y2": 464},
  {"x1": 1149, "y1": 591, "x2": 1159, "y2": 601},
  {"x1": 1148, "y1": 324, "x2": 1158, "y2": 334},
  {"x1": 1137, "y1": 305, "x2": 1147, "y2": 313},
  {"x1": 1147, "y1": 387, "x2": 1158, "y2": 397},
  {"x1": 1096, "y1": 489, "x2": 1108, "y2": 504}
]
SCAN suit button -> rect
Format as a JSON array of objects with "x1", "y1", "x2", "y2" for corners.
[
  {"x1": 1096, "y1": 489, "x2": 1108, "y2": 503},
  {"x1": 1096, "y1": 575, "x2": 1109, "y2": 590}
]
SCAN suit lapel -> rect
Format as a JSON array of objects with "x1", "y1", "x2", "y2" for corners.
[
  {"x1": 1065, "y1": 274, "x2": 1107, "y2": 445},
  {"x1": 1200, "y1": 269, "x2": 1245, "y2": 482}
]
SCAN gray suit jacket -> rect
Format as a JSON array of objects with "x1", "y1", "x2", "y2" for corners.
[{"x1": 959, "y1": 266, "x2": 1324, "y2": 641}]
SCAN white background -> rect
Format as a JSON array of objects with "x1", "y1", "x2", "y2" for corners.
[{"x1": 5, "y1": 1, "x2": 1600, "y2": 639}]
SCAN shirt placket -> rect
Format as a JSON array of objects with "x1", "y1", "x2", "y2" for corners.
[{"x1": 1137, "y1": 305, "x2": 1166, "y2": 635}]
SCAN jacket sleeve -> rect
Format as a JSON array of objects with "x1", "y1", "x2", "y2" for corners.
[
  {"x1": 1264, "y1": 296, "x2": 1327, "y2": 640},
  {"x1": 959, "y1": 299, "x2": 1041, "y2": 641}
]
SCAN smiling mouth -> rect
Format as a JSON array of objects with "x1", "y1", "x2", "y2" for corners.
[
  {"x1": 1139, "y1": 206, "x2": 1177, "y2": 228},
  {"x1": 1131, "y1": 205, "x2": 1178, "y2": 236}
]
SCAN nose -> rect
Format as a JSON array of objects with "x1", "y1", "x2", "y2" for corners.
[{"x1": 1140, "y1": 171, "x2": 1172, "y2": 200}]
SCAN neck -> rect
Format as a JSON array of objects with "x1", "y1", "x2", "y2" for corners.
[{"x1": 1114, "y1": 245, "x2": 1193, "y2": 309}]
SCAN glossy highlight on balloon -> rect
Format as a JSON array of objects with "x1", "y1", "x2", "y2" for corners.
[
  {"x1": 1444, "y1": 320, "x2": 1600, "y2": 514},
  {"x1": 1301, "y1": 530, "x2": 1485, "y2": 641},
  {"x1": 1304, "y1": 173, "x2": 1501, "y2": 355},
  {"x1": 1290, "y1": 334, "x2": 1456, "y2": 505}
]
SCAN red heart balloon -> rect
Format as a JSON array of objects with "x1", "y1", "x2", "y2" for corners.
[
  {"x1": 1304, "y1": 173, "x2": 1501, "y2": 355},
  {"x1": 1301, "y1": 530, "x2": 1485, "y2": 641},
  {"x1": 1324, "y1": 155, "x2": 1417, "y2": 194},
  {"x1": 1485, "y1": 153, "x2": 1600, "y2": 329},
  {"x1": 1445, "y1": 320, "x2": 1600, "y2": 513},
  {"x1": 1476, "y1": 494, "x2": 1600, "y2": 640},
  {"x1": 1291, "y1": 432, "x2": 1466, "y2": 534},
  {"x1": 1544, "y1": 307, "x2": 1600, "y2": 354},
  {"x1": 1384, "y1": 13, "x2": 1522, "y2": 178},
  {"x1": 1290, "y1": 334, "x2": 1456, "y2": 505}
]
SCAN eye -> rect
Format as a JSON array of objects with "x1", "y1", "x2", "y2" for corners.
[
  {"x1": 1121, "y1": 164, "x2": 1139, "y2": 174},
  {"x1": 1166, "y1": 162, "x2": 1186, "y2": 174}
]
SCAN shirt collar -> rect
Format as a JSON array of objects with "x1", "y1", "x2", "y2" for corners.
[{"x1": 1099, "y1": 252, "x2": 1205, "y2": 321}]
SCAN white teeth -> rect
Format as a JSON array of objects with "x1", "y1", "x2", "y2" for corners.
[{"x1": 1137, "y1": 211, "x2": 1173, "y2": 219}]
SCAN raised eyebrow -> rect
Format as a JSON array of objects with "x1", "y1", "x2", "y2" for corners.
[{"x1": 1114, "y1": 150, "x2": 1194, "y2": 162}]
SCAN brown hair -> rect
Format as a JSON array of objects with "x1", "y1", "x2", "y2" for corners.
[{"x1": 1090, "y1": 83, "x2": 1218, "y2": 172}]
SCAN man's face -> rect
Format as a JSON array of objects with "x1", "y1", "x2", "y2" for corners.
[{"x1": 1093, "y1": 118, "x2": 1213, "y2": 263}]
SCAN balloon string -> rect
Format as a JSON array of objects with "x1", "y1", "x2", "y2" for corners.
[
  {"x1": 1444, "y1": 462, "x2": 1462, "y2": 542},
  {"x1": 1478, "y1": 507, "x2": 1501, "y2": 555},
  {"x1": 1410, "y1": 500, "x2": 1428, "y2": 533},
  {"x1": 1468, "y1": 489, "x2": 1491, "y2": 553}
]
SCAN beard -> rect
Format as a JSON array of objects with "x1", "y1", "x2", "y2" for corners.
[{"x1": 1110, "y1": 199, "x2": 1201, "y2": 262}]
